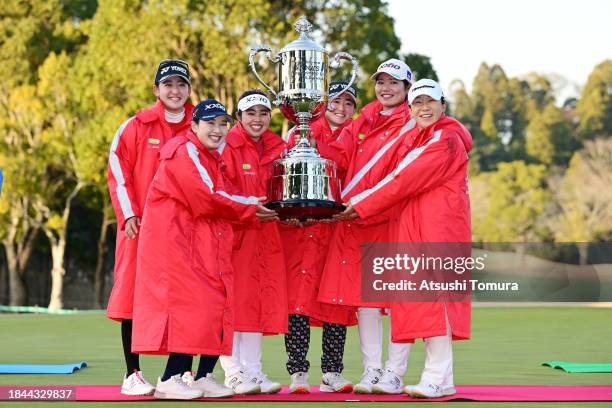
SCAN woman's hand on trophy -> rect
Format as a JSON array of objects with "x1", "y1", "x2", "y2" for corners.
[
  {"x1": 282, "y1": 218, "x2": 302, "y2": 227},
  {"x1": 303, "y1": 218, "x2": 319, "y2": 226},
  {"x1": 256, "y1": 196, "x2": 279, "y2": 222},
  {"x1": 333, "y1": 203, "x2": 359, "y2": 221},
  {"x1": 318, "y1": 218, "x2": 336, "y2": 224}
]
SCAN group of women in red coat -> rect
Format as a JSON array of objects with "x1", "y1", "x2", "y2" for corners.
[{"x1": 106, "y1": 56, "x2": 472, "y2": 400}]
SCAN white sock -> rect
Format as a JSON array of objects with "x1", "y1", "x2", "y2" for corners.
[
  {"x1": 239, "y1": 332, "x2": 263, "y2": 375},
  {"x1": 219, "y1": 331, "x2": 242, "y2": 376},
  {"x1": 358, "y1": 307, "x2": 383, "y2": 371},
  {"x1": 384, "y1": 311, "x2": 411, "y2": 376}
]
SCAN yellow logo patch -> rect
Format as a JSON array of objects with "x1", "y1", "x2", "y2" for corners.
[
  {"x1": 242, "y1": 163, "x2": 252, "y2": 170},
  {"x1": 148, "y1": 138, "x2": 160, "y2": 145},
  {"x1": 358, "y1": 133, "x2": 365, "y2": 140}
]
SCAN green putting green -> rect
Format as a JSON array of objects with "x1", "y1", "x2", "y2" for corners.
[{"x1": 1, "y1": 307, "x2": 611, "y2": 407}]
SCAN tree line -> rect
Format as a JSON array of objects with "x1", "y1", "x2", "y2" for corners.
[
  {"x1": 0, "y1": 0, "x2": 610, "y2": 309},
  {"x1": 454, "y1": 61, "x2": 612, "y2": 264}
]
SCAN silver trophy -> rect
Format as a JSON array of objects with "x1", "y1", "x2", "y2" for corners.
[{"x1": 249, "y1": 16, "x2": 358, "y2": 220}]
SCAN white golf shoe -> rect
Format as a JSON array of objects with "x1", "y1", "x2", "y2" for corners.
[
  {"x1": 319, "y1": 372, "x2": 353, "y2": 393},
  {"x1": 224, "y1": 371, "x2": 260, "y2": 395},
  {"x1": 249, "y1": 371, "x2": 281, "y2": 394},
  {"x1": 191, "y1": 373, "x2": 233, "y2": 398},
  {"x1": 289, "y1": 371, "x2": 310, "y2": 394},
  {"x1": 120, "y1": 370, "x2": 155, "y2": 396},
  {"x1": 153, "y1": 374, "x2": 203, "y2": 399},
  {"x1": 405, "y1": 382, "x2": 456, "y2": 398},
  {"x1": 371, "y1": 369, "x2": 403, "y2": 394},
  {"x1": 353, "y1": 367, "x2": 383, "y2": 394}
]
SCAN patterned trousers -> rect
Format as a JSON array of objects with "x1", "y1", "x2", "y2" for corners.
[{"x1": 285, "y1": 314, "x2": 347, "y2": 374}]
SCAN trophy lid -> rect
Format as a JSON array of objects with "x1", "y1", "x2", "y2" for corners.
[{"x1": 279, "y1": 16, "x2": 326, "y2": 54}]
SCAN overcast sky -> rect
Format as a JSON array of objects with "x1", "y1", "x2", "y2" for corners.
[{"x1": 387, "y1": 0, "x2": 612, "y2": 101}]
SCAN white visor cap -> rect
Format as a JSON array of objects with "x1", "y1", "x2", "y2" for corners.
[
  {"x1": 237, "y1": 94, "x2": 272, "y2": 112},
  {"x1": 408, "y1": 78, "x2": 443, "y2": 105}
]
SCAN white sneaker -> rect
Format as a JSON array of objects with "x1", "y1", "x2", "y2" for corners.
[
  {"x1": 289, "y1": 372, "x2": 310, "y2": 394},
  {"x1": 405, "y1": 382, "x2": 456, "y2": 398},
  {"x1": 372, "y1": 369, "x2": 403, "y2": 394},
  {"x1": 249, "y1": 372, "x2": 281, "y2": 394},
  {"x1": 153, "y1": 374, "x2": 203, "y2": 399},
  {"x1": 320, "y1": 372, "x2": 353, "y2": 393},
  {"x1": 191, "y1": 373, "x2": 233, "y2": 398},
  {"x1": 354, "y1": 367, "x2": 383, "y2": 394},
  {"x1": 121, "y1": 370, "x2": 155, "y2": 396},
  {"x1": 181, "y1": 371, "x2": 195, "y2": 386},
  {"x1": 224, "y1": 371, "x2": 261, "y2": 395},
  {"x1": 404, "y1": 383, "x2": 457, "y2": 398}
]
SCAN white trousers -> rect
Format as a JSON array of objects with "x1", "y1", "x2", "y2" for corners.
[
  {"x1": 219, "y1": 331, "x2": 263, "y2": 376},
  {"x1": 420, "y1": 312, "x2": 454, "y2": 387},
  {"x1": 357, "y1": 307, "x2": 411, "y2": 376}
]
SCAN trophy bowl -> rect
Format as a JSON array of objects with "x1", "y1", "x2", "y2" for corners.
[
  {"x1": 249, "y1": 16, "x2": 358, "y2": 220},
  {"x1": 266, "y1": 147, "x2": 345, "y2": 221}
]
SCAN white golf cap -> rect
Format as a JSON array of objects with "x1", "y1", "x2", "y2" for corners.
[
  {"x1": 371, "y1": 58, "x2": 413, "y2": 83},
  {"x1": 408, "y1": 78, "x2": 444, "y2": 105}
]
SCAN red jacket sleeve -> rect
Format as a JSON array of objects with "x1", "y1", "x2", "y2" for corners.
[
  {"x1": 167, "y1": 143, "x2": 258, "y2": 222},
  {"x1": 107, "y1": 117, "x2": 139, "y2": 230},
  {"x1": 351, "y1": 129, "x2": 468, "y2": 219},
  {"x1": 316, "y1": 122, "x2": 357, "y2": 172},
  {"x1": 219, "y1": 144, "x2": 259, "y2": 228}
]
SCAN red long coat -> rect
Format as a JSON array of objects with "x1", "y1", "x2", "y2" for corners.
[
  {"x1": 220, "y1": 123, "x2": 288, "y2": 335},
  {"x1": 132, "y1": 131, "x2": 258, "y2": 356},
  {"x1": 279, "y1": 116, "x2": 357, "y2": 325},
  {"x1": 106, "y1": 101, "x2": 194, "y2": 320},
  {"x1": 351, "y1": 116, "x2": 473, "y2": 342},
  {"x1": 317, "y1": 101, "x2": 415, "y2": 308}
]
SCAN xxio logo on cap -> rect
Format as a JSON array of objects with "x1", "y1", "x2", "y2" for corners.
[
  {"x1": 203, "y1": 103, "x2": 225, "y2": 110},
  {"x1": 245, "y1": 95, "x2": 266, "y2": 103}
]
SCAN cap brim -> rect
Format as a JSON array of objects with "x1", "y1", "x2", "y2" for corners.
[
  {"x1": 370, "y1": 70, "x2": 405, "y2": 81},
  {"x1": 331, "y1": 91, "x2": 357, "y2": 103},
  {"x1": 408, "y1": 90, "x2": 443, "y2": 105},
  {"x1": 158, "y1": 73, "x2": 191, "y2": 85},
  {"x1": 197, "y1": 113, "x2": 233, "y2": 122}
]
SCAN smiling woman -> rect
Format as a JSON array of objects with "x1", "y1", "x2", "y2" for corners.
[
  {"x1": 191, "y1": 100, "x2": 233, "y2": 151},
  {"x1": 371, "y1": 58, "x2": 411, "y2": 111},
  {"x1": 131, "y1": 98, "x2": 264, "y2": 400},
  {"x1": 408, "y1": 79, "x2": 446, "y2": 129},
  {"x1": 217, "y1": 89, "x2": 287, "y2": 395},
  {"x1": 315, "y1": 57, "x2": 416, "y2": 395},
  {"x1": 106, "y1": 58, "x2": 195, "y2": 398}
]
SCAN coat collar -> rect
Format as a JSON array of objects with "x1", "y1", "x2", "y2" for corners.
[{"x1": 136, "y1": 100, "x2": 195, "y2": 125}]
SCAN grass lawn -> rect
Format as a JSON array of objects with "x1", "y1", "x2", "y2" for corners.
[{"x1": 1, "y1": 307, "x2": 611, "y2": 407}]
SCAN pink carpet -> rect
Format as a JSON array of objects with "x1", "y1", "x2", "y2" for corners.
[{"x1": 72, "y1": 385, "x2": 612, "y2": 402}]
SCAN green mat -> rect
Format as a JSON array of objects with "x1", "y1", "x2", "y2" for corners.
[{"x1": 543, "y1": 361, "x2": 612, "y2": 373}]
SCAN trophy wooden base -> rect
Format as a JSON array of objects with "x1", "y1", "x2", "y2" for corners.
[{"x1": 265, "y1": 199, "x2": 345, "y2": 221}]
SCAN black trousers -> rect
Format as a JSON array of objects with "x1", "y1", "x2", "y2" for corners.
[{"x1": 285, "y1": 314, "x2": 347, "y2": 374}]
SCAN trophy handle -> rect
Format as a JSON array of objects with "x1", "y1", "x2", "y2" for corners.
[
  {"x1": 249, "y1": 45, "x2": 280, "y2": 104},
  {"x1": 328, "y1": 52, "x2": 359, "y2": 104}
]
